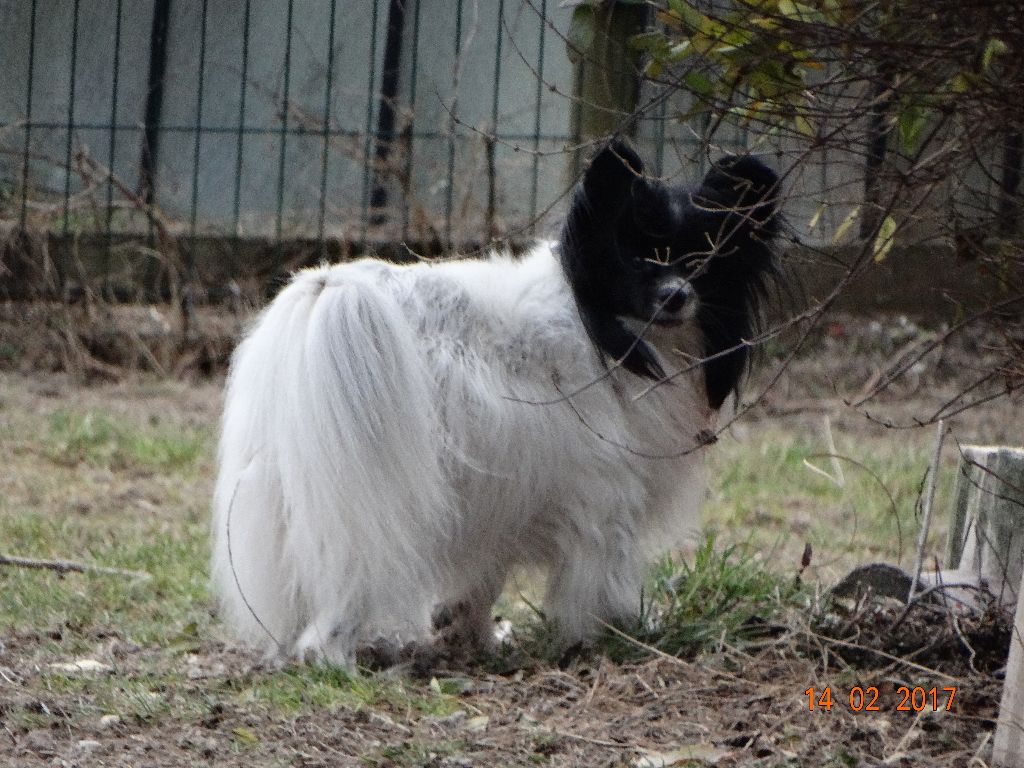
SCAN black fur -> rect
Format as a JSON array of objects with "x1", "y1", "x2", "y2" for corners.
[{"x1": 559, "y1": 138, "x2": 780, "y2": 409}]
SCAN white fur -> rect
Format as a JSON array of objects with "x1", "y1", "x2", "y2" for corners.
[{"x1": 212, "y1": 244, "x2": 711, "y2": 664}]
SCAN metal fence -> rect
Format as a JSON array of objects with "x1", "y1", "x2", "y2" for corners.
[
  {"x1": 0, "y1": 0, "x2": 760, "y2": 294},
  {"x1": 0, "y1": 5, "x2": 687, "y2": 233}
]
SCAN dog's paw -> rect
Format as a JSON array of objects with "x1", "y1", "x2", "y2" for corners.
[{"x1": 355, "y1": 637, "x2": 404, "y2": 670}]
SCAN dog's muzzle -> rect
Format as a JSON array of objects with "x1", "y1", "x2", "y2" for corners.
[{"x1": 653, "y1": 277, "x2": 695, "y2": 325}]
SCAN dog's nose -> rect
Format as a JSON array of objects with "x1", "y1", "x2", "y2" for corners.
[{"x1": 656, "y1": 279, "x2": 692, "y2": 315}]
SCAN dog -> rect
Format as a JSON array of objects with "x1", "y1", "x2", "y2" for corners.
[{"x1": 211, "y1": 139, "x2": 780, "y2": 665}]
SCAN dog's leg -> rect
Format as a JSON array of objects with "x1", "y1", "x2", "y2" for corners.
[
  {"x1": 432, "y1": 570, "x2": 508, "y2": 657},
  {"x1": 293, "y1": 607, "x2": 366, "y2": 667},
  {"x1": 544, "y1": 523, "x2": 646, "y2": 647}
]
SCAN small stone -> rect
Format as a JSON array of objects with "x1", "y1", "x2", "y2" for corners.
[
  {"x1": 433, "y1": 710, "x2": 467, "y2": 727},
  {"x1": 366, "y1": 711, "x2": 412, "y2": 734},
  {"x1": 76, "y1": 739, "x2": 102, "y2": 751},
  {"x1": 98, "y1": 715, "x2": 121, "y2": 729},
  {"x1": 47, "y1": 659, "x2": 112, "y2": 675}
]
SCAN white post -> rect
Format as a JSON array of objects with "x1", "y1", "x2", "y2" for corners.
[
  {"x1": 993, "y1": 567, "x2": 1024, "y2": 766},
  {"x1": 930, "y1": 446, "x2": 1024, "y2": 609}
]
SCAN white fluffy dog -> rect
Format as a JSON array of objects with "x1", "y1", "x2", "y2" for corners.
[{"x1": 212, "y1": 140, "x2": 780, "y2": 665}]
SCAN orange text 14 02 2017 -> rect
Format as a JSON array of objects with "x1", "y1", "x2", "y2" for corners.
[{"x1": 804, "y1": 686, "x2": 956, "y2": 712}]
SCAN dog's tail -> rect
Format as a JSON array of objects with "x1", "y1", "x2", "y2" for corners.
[{"x1": 211, "y1": 265, "x2": 450, "y2": 661}]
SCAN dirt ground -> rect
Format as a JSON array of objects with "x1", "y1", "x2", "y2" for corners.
[
  {"x1": 0, "y1": 308, "x2": 1021, "y2": 767},
  {"x1": 0, "y1": 632, "x2": 1006, "y2": 768}
]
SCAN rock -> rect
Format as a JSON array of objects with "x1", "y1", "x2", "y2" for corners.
[
  {"x1": 47, "y1": 659, "x2": 113, "y2": 675},
  {"x1": 832, "y1": 563, "x2": 912, "y2": 601}
]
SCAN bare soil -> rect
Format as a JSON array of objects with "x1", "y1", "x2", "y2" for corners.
[{"x1": 0, "y1": 621, "x2": 1009, "y2": 767}]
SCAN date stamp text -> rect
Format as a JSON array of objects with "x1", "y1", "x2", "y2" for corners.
[{"x1": 804, "y1": 686, "x2": 956, "y2": 713}]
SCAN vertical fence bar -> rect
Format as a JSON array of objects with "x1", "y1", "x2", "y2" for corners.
[
  {"x1": 485, "y1": 0, "x2": 504, "y2": 242},
  {"x1": 231, "y1": 0, "x2": 252, "y2": 240},
  {"x1": 189, "y1": 0, "x2": 210, "y2": 263},
  {"x1": 401, "y1": 0, "x2": 422, "y2": 242},
  {"x1": 140, "y1": 0, "x2": 173, "y2": 251},
  {"x1": 529, "y1": 0, "x2": 547, "y2": 233},
  {"x1": 359, "y1": 0, "x2": 381, "y2": 243},
  {"x1": 316, "y1": 0, "x2": 339, "y2": 258},
  {"x1": 654, "y1": 88, "x2": 668, "y2": 177},
  {"x1": 274, "y1": 0, "x2": 295, "y2": 271},
  {"x1": 62, "y1": 0, "x2": 82, "y2": 236},
  {"x1": 698, "y1": 109, "x2": 712, "y2": 176},
  {"x1": 19, "y1": 0, "x2": 38, "y2": 231},
  {"x1": 369, "y1": 0, "x2": 408, "y2": 226},
  {"x1": 105, "y1": 0, "x2": 124, "y2": 251},
  {"x1": 998, "y1": 131, "x2": 1022, "y2": 235},
  {"x1": 443, "y1": 0, "x2": 464, "y2": 247}
]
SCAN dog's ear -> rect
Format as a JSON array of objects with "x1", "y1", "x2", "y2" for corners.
[
  {"x1": 689, "y1": 155, "x2": 782, "y2": 410},
  {"x1": 696, "y1": 155, "x2": 780, "y2": 229},
  {"x1": 579, "y1": 138, "x2": 645, "y2": 217},
  {"x1": 560, "y1": 139, "x2": 667, "y2": 381}
]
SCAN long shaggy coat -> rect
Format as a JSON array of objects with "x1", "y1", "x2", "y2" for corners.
[{"x1": 211, "y1": 140, "x2": 780, "y2": 664}]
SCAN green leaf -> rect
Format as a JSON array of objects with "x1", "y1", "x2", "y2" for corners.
[
  {"x1": 719, "y1": 24, "x2": 754, "y2": 49},
  {"x1": 750, "y1": 14, "x2": 781, "y2": 30},
  {"x1": 982, "y1": 37, "x2": 1008, "y2": 71},
  {"x1": 567, "y1": 5, "x2": 596, "y2": 58},
  {"x1": 949, "y1": 72, "x2": 971, "y2": 94},
  {"x1": 697, "y1": 14, "x2": 728, "y2": 40},
  {"x1": 778, "y1": 0, "x2": 799, "y2": 17},
  {"x1": 794, "y1": 114, "x2": 815, "y2": 137},
  {"x1": 897, "y1": 104, "x2": 927, "y2": 152},
  {"x1": 668, "y1": 40, "x2": 693, "y2": 60},
  {"x1": 832, "y1": 206, "x2": 860, "y2": 244},
  {"x1": 630, "y1": 31, "x2": 670, "y2": 56},
  {"x1": 683, "y1": 71, "x2": 715, "y2": 97},
  {"x1": 668, "y1": 0, "x2": 705, "y2": 31},
  {"x1": 873, "y1": 215, "x2": 897, "y2": 262}
]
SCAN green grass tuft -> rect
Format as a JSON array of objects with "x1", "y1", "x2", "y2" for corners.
[
  {"x1": 0, "y1": 508, "x2": 212, "y2": 649},
  {"x1": 598, "y1": 536, "x2": 806, "y2": 662},
  {"x1": 236, "y1": 664, "x2": 459, "y2": 717},
  {"x1": 45, "y1": 409, "x2": 208, "y2": 471}
]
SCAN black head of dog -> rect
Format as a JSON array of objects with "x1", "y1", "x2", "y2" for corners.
[{"x1": 559, "y1": 139, "x2": 781, "y2": 409}]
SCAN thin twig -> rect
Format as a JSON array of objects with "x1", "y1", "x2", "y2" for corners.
[
  {"x1": 909, "y1": 419, "x2": 947, "y2": 598},
  {"x1": 0, "y1": 553, "x2": 150, "y2": 580},
  {"x1": 225, "y1": 460, "x2": 284, "y2": 653},
  {"x1": 547, "y1": 729, "x2": 632, "y2": 749}
]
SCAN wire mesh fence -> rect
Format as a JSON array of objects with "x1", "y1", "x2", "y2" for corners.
[
  {"x1": 0, "y1": 0, "x2": 755, "y2": 290},
  {"x1": 4, "y1": 1, "x2": 1016, "y2": 303},
  {"x1": 0, "y1": 0, "x2": 1019, "y2": 397}
]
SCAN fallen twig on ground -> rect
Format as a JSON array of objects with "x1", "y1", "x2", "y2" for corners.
[{"x1": 0, "y1": 553, "x2": 151, "y2": 580}]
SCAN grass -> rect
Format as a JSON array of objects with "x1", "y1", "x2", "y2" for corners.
[
  {"x1": 45, "y1": 409, "x2": 207, "y2": 471},
  {"x1": 703, "y1": 424, "x2": 956, "y2": 578},
  {"x1": 0, "y1": 383, "x2": 467, "y2": 738},
  {"x1": 236, "y1": 665, "x2": 458, "y2": 716},
  {"x1": 0, "y1": 375, "x2": 961, "y2": 747},
  {"x1": 0, "y1": 404, "x2": 212, "y2": 647},
  {"x1": 596, "y1": 537, "x2": 806, "y2": 662},
  {"x1": 1, "y1": 386, "x2": 949, "y2": 650}
]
